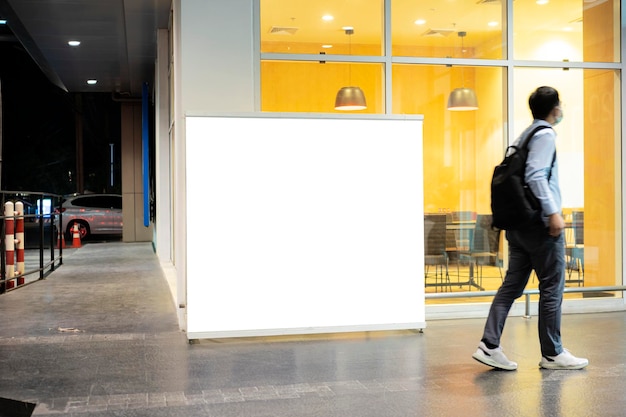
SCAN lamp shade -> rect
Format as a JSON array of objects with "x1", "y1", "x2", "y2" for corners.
[
  {"x1": 447, "y1": 87, "x2": 478, "y2": 111},
  {"x1": 335, "y1": 86, "x2": 367, "y2": 111}
]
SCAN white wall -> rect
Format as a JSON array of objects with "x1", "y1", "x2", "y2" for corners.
[
  {"x1": 155, "y1": 28, "x2": 171, "y2": 261},
  {"x1": 155, "y1": 27, "x2": 177, "y2": 307},
  {"x1": 168, "y1": 0, "x2": 257, "y2": 330},
  {"x1": 180, "y1": 0, "x2": 255, "y2": 113}
]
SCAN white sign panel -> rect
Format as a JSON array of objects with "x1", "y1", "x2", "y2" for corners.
[{"x1": 186, "y1": 115, "x2": 424, "y2": 338}]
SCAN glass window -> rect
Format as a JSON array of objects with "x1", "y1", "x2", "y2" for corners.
[
  {"x1": 261, "y1": 61, "x2": 384, "y2": 113},
  {"x1": 71, "y1": 195, "x2": 121, "y2": 209},
  {"x1": 260, "y1": 0, "x2": 383, "y2": 56},
  {"x1": 513, "y1": 0, "x2": 620, "y2": 62},
  {"x1": 259, "y1": 0, "x2": 623, "y2": 302},
  {"x1": 393, "y1": 64, "x2": 506, "y2": 294},
  {"x1": 514, "y1": 68, "x2": 622, "y2": 291},
  {"x1": 392, "y1": 63, "x2": 505, "y2": 236},
  {"x1": 391, "y1": 0, "x2": 505, "y2": 59}
]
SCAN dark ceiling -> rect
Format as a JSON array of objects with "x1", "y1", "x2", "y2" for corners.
[{"x1": 0, "y1": 0, "x2": 171, "y2": 98}]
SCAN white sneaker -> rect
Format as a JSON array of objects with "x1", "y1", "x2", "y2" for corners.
[
  {"x1": 539, "y1": 349, "x2": 588, "y2": 370},
  {"x1": 472, "y1": 341, "x2": 518, "y2": 371}
]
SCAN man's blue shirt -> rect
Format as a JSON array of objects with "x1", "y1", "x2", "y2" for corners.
[{"x1": 511, "y1": 120, "x2": 560, "y2": 226}]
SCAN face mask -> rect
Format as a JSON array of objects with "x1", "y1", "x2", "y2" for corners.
[{"x1": 553, "y1": 108, "x2": 563, "y2": 125}]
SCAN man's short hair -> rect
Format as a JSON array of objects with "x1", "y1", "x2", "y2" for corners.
[{"x1": 529, "y1": 86, "x2": 560, "y2": 120}]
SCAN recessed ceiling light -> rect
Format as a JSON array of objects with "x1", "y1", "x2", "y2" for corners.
[
  {"x1": 322, "y1": 15, "x2": 334, "y2": 21},
  {"x1": 341, "y1": 26, "x2": 354, "y2": 31},
  {"x1": 488, "y1": 21, "x2": 498, "y2": 27},
  {"x1": 414, "y1": 19, "x2": 426, "y2": 25},
  {"x1": 68, "y1": 40, "x2": 81, "y2": 46},
  {"x1": 87, "y1": 79, "x2": 97, "y2": 85},
  {"x1": 536, "y1": 0, "x2": 548, "y2": 4},
  {"x1": 322, "y1": 44, "x2": 333, "y2": 49}
]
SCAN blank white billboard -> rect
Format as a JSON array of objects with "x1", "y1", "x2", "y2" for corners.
[{"x1": 185, "y1": 115, "x2": 424, "y2": 338}]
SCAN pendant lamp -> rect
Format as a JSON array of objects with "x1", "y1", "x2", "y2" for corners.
[
  {"x1": 447, "y1": 31, "x2": 478, "y2": 111},
  {"x1": 447, "y1": 87, "x2": 478, "y2": 111},
  {"x1": 335, "y1": 28, "x2": 367, "y2": 111}
]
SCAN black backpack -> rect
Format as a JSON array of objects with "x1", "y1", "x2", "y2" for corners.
[{"x1": 490, "y1": 125, "x2": 553, "y2": 230}]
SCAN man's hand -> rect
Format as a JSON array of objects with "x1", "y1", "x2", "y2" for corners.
[{"x1": 548, "y1": 213, "x2": 565, "y2": 237}]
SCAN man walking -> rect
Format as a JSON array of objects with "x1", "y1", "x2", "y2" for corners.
[{"x1": 472, "y1": 86, "x2": 588, "y2": 371}]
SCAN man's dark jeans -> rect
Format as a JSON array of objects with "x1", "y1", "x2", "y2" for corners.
[{"x1": 482, "y1": 225, "x2": 565, "y2": 357}]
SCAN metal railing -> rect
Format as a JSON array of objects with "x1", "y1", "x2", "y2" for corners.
[
  {"x1": 0, "y1": 191, "x2": 65, "y2": 294},
  {"x1": 425, "y1": 285, "x2": 626, "y2": 317}
]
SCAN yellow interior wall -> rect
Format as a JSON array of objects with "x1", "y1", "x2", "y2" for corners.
[
  {"x1": 262, "y1": 50, "x2": 504, "y2": 216},
  {"x1": 391, "y1": 63, "x2": 502, "y2": 215},
  {"x1": 392, "y1": 31, "x2": 504, "y2": 60},
  {"x1": 582, "y1": 70, "x2": 617, "y2": 287},
  {"x1": 473, "y1": 67, "x2": 505, "y2": 214},
  {"x1": 262, "y1": 41, "x2": 381, "y2": 56},
  {"x1": 261, "y1": 42, "x2": 383, "y2": 114},
  {"x1": 581, "y1": 1, "x2": 619, "y2": 287},
  {"x1": 583, "y1": 0, "x2": 618, "y2": 62},
  {"x1": 391, "y1": 64, "x2": 457, "y2": 213},
  {"x1": 261, "y1": 60, "x2": 383, "y2": 114}
]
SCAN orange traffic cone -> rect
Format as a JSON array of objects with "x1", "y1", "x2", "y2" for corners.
[{"x1": 72, "y1": 224, "x2": 82, "y2": 248}]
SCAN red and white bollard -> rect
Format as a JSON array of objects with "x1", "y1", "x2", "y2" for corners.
[
  {"x1": 72, "y1": 223, "x2": 82, "y2": 248},
  {"x1": 15, "y1": 201, "x2": 24, "y2": 285},
  {"x1": 56, "y1": 225, "x2": 66, "y2": 249},
  {"x1": 4, "y1": 201, "x2": 14, "y2": 288}
]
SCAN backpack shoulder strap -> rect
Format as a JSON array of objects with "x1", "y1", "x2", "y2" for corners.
[
  {"x1": 521, "y1": 124, "x2": 556, "y2": 180},
  {"x1": 521, "y1": 125, "x2": 552, "y2": 150}
]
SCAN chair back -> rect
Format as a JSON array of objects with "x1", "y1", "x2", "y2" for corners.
[
  {"x1": 447, "y1": 211, "x2": 475, "y2": 252},
  {"x1": 472, "y1": 214, "x2": 501, "y2": 256},
  {"x1": 572, "y1": 211, "x2": 584, "y2": 245},
  {"x1": 450, "y1": 211, "x2": 474, "y2": 222},
  {"x1": 424, "y1": 214, "x2": 447, "y2": 256}
]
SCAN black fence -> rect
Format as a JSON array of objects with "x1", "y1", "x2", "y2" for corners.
[{"x1": 0, "y1": 191, "x2": 65, "y2": 294}]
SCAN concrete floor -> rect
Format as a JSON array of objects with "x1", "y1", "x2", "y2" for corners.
[{"x1": 0, "y1": 241, "x2": 625, "y2": 416}]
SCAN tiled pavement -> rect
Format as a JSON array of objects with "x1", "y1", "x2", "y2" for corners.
[{"x1": 1, "y1": 241, "x2": 626, "y2": 416}]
